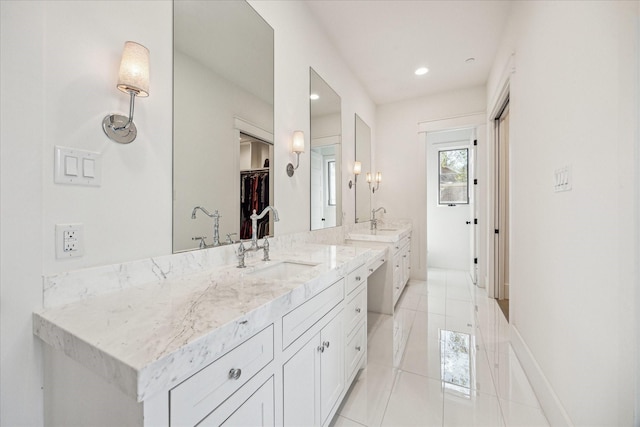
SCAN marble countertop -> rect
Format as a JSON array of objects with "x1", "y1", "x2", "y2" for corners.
[
  {"x1": 33, "y1": 243, "x2": 382, "y2": 402},
  {"x1": 346, "y1": 223, "x2": 412, "y2": 243}
]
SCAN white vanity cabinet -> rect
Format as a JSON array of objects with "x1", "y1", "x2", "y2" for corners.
[
  {"x1": 35, "y1": 244, "x2": 378, "y2": 427},
  {"x1": 392, "y1": 235, "x2": 411, "y2": 305},
  {"x1": 283, "y1": 310, "x2": 344, "y2": 426},
  {"x1": 170, "y1": 325, "x2": 274, "y2": 426},
  {"x1": 282, "y1": 278, "x2": 346, "y2": 427}
]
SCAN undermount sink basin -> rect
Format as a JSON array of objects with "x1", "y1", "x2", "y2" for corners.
[
  {"x1": 247, "y1": 260, "x2": 319, "y2": 280},
  {"x1": 376, "y1": 228, "x2": 398, "y2": 232}
]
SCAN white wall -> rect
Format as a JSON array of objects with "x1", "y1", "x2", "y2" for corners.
[
  {"x1": 376, "y1": 87, "x2": 486, "y2": 280},
  {"x1": 0, "y1": 1, "x2": 375, "y2": 425},
  {"x1": 487, "y1": 1, "x2": 639, "y2": 425}
]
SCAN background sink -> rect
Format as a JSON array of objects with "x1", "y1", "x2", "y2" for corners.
[{"x1": 247, "y1": 260, "x2": 319, "y2": 280}]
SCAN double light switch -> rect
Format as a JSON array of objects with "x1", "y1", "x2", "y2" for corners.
[{"x1": 55, "y1": 146, "x2": 101, "y2": 186}]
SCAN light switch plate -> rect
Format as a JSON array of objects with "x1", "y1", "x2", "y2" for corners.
[
  {"x1": 54, "y1": 146, "x2": 101, "y2": 186},
  {"x1": 56, "y1": 223, "x2": 84, "y2": 259},
  {"x1": 554, "y1": 165, "x2": 572, "y2": 192}
]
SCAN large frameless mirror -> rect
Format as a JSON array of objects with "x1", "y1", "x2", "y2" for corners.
[
  {"x1": 310, "y1": 68, "x2": 342, "y2": 230},
  {"x1": 172, "y1": 0, "x2": 274, "y2": 252},
  {"x1": 354, "y1": 114, "x2": 371, "y2": 223}
]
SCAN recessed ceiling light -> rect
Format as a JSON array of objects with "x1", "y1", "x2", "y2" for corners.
[
  {"x1": 415, "y1": 67, "x2": 429, "y2": 76},
  {"x1": 310, "y1": 93, "x2": 319, "y2": 100}
]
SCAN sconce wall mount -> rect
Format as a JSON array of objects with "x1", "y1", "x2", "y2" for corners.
[{"x1": 102, "y1": 41, "x2": 150, "y2": 144}]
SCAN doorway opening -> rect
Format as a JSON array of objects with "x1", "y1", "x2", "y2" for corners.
[
  {"x1": 425, "y1": 127, "x2": 480, "y2": 284},
  {"x1": 493, "y1": 99, "x2": 510, "y2": 321}
]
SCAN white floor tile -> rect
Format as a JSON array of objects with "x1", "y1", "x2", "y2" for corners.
[
  {"x1": 381, "y1": 371, "x2": 444, "y2": 427},
  {"x1": 499, "y1": 399, "x2": 550, "y2": 427},
  {"x1": 486, "y1": 349, "x2": 541, "y2": 408},
  {"x1": 338, "y1": 362, "x2": 397, "y2": 427},
  {"x1": 443, "y1": 388, "x2": 505, "y2": 426},
  {"x1": 400, "y1": 312, "x2": 445, "y2": 380},
  {"x1": 335, "y1": 268, "x2": 547, "y2": 427},
  {"x1": 331, "y1": 415, "x2": 367, "y2": 427}
]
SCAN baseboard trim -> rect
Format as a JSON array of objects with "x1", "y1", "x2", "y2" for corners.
[{"x1": 510, "y1": 325, "x2": 574, "y2": 427}]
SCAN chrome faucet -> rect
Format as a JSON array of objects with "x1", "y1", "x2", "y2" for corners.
[
  {"x1": 249, "y1": 206, "x2": 279, "y2": 249},
  {"x1": 237, "y1": 206, "x2": 279, "y2": 268},
  {"x1": 371, "y1": 206, "x2": 387, "y2": 230},
  {"x1": 191, "y1": 206, "x2": 222, "y2": 246}
]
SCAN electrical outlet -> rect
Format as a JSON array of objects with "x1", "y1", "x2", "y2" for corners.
[
  {"x1": 554, "y1": 165, "x2": 572, "y2": 192},
  {"x1": 56, "y1": 224, "x2": 84, "y2": 259}
]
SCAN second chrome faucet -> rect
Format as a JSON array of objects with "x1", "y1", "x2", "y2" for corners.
[{"x1": 237, "y1": 206, "x2": 280, "y2": 268}]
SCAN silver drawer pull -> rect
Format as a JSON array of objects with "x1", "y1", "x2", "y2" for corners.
[
  {"x1": 355, "y1": 276, "x2": 361, "y2": 281},
  {"x1": 317, "y1": 345, "x2": 325, "y2": 353},
  {"x1": 323, "y1": 341, "x2": 330, "y2": 349},
  {"x1": 228, "y1": 368, "x2": 242, "y2": 380},
  {"x1": 355, "y1": 308, "x2": 361, "y2": 313},
  {"x1": 355, "y1": 346, "x2": 362, "y2": 351}
]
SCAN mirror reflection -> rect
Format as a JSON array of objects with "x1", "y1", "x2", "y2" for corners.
[
  {"x1": 172, "y1": 0, "x2": 274, "y2": 252},
  {"x1": 355, "y1": 114, "x2": 372, "y2": 223},
  {"x1": 310, "y1": 68, "x2": 342, "y2": 230}
]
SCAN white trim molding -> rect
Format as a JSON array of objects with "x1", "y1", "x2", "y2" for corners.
[
  {"x1": 418, "y1": 112, "x2": 486, "y2": 134},
  {"x1": 510, "y1": 325, "x2": 574, "y2": 427}
]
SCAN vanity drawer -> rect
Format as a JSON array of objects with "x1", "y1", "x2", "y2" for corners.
[
  {"x1": 346, "y1": 263, "x2": 367, "y2": 295},
  {"x1": 170, "y1": 325, "x2": 274, "y2": 427},
  {"x1": 282, "y1": 278, "x2": 344, "y2": 349},
  {"x1": 366, "y1": 251, "x2": 386, "y2": 276},
  {"x1": 393, "y1": 236, "x2": 410, "y2": 254},
  {"x1": 346, "y1": 322, "x2": 366, "y2": 381},
  {"x1": 345, "y1": 284, "x2": 367, "y2": 337}
]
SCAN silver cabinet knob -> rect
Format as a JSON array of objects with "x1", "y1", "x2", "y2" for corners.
[
  {"x1": 323, "y1": 341, "x2": 330, "y2": 349},
  {"x1": 355, "y1": 276, "x2": 361, "y2": 281},
  {"x1": 355, "y1": 308, "x2": 361, "y2": 313},
  {"x1": 369, "y1": 268, "x2": 374, "y2": 273},
  {"x1": 317, "y1": 345, "x2": 325, "y2": 353},
  {"x1": 228, "y1": 368, "x2": 242, "y2": 380},
  {"x1": 355, "y1": 346, "x2": 362, "y2": 351}
]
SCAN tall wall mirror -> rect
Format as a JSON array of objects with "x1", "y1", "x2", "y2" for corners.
[
  {"x1": 355, "y1": 114, "x2": 372, "y2": 223},
  {"x1": 310, "y1": 68, "x2": 342, "y2": 230},
  {"x1": 173, "y1": 1, "x2": 274, "y2": 253}
]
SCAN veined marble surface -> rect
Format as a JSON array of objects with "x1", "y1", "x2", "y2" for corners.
[
  {"x1": 346, "y1": 220, "x2": 412, "y2": 243},
  {"x1": 43, "y1": 226, "x2": 346, "y2": 309},
  {"x1": 34, "y1": 242, "x2": 381, "y2": 402}
]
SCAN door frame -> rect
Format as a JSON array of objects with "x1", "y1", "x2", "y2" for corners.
[
  {"x1": 486, "y1": 54, "x2": 515, "y2": 299},
  {"x1": 419, "y1": 112, "x2": 486, "y2": 283}
]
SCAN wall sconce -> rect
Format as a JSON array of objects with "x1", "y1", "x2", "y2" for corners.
[
  {"x1": 349, "y1": 161, "x2": 362, "y2": 189},
  {"x1": 102, "y1": 41, "x2": 150, "y2": 144},
  {"x1": 367, "y1": 171, "x2": 382, "y2": 193},
  {"x1": 286, "y1": 130, "x2": 305, "y2": 177}
]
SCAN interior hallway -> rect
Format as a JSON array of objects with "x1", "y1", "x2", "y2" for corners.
[{"x1": 333, "y1": 269, "x2": 549, "y2": 426}]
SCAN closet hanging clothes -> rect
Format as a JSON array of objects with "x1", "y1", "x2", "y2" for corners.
[{"x1": 240, "y1": 169, "x2": 270, "y2": 240}]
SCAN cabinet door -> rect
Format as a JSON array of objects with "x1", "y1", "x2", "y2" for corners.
[
  {"x1": 199, "y1": 377, "x2": 275, "y2": 427},
  {"x1": 320, "y1": 311, "x2": 344, "y2": 425},
  {"x1": 283, "y1": 336, "x2": 320, "y2": 426}
]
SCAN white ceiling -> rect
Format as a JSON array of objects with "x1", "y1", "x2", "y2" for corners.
[{"x1": 305, "y1": 0, "x2": 512, "y2": 105}]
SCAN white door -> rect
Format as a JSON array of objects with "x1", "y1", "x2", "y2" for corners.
[{"x1": 311, "y1": 149, "x2": 324, "y2": 229}]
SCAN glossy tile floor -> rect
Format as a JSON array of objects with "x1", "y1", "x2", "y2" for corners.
[{"x1": 333, "y1": 268, "x2": 549, "y2": 427}]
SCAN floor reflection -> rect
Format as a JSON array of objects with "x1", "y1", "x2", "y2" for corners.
[{"x1": 440, "y1": 329, "x2": 474, "y2": 398}]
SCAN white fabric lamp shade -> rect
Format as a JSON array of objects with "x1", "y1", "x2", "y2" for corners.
[
  {"x1": 353, "y1": 161, "x2": 362, "y2": 175},
  {"x1": 117, "y1": 41, "x2": 150, "y2": 97},
  {"x1": 292, "y1": 131, "x2": 305, "y2": 153}
]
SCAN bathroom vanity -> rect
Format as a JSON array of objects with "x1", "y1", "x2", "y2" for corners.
[
  {"x1": 34, "y1": 242, "x2": 382, "y2": 427},
  {"x1": 346, "y1": 222, "x2": 412, "y2": 315}
]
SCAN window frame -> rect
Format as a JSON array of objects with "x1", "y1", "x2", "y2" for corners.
[{"x1": 437, "y1": 147, "x2": 469, "y2": 206}]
